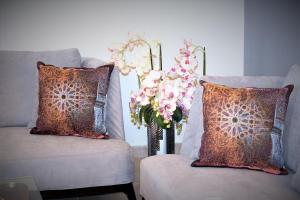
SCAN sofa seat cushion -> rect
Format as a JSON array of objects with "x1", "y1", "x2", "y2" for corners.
[
  {"x1": 140, "y1": 155, "x2": 300, "y2": 200},
  {"x1": 0, "y1": 127, "x2": 134, "y2": 191}
]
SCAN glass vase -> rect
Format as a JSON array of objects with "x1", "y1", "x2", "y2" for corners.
[{"x1": 146, "y1": 119, "x2": 175, "y2": 156}]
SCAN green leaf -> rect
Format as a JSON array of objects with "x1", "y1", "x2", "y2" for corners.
[
  {"x1": 144, "y1": 106, "x2": 153, "y2": 125},
  {"x1": 172, "y1": 107, "x2": 183, "y2": 122},
  {"x1": 152, "y1": 112, "x2": 167, "y2": 129},
  {"x1": 138, "y1": 106, "x2": 147, "y2": 125}
]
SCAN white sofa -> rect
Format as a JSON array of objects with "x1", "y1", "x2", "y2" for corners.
[
  {"x1": 140, "y1": 65, "x2": 300, "y2": 200},
  {"x1": 0, "y1": 49, "x2": 136, "y2": 199}
]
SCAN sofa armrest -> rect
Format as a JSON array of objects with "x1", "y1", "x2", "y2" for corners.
[{"x1": 81, "y1": 58, "x2": 125, "y2": 140}]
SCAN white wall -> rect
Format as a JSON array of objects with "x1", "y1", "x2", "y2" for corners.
[
  {"x1": 244, "y1": 0, "x2": 300, "y2": 76},
  {"x1": 0, "y1": 0, "x2": 244, "y2": 146}
]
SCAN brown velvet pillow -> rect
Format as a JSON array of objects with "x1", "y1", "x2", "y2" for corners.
[
  {"x1": 31, "y1": 62, "x2": 114, "y2": 139},
  {"x1": 192, "y1": 81, "x2": 293, "y2": 174}
]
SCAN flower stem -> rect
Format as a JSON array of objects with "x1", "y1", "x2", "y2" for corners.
[
  {"x1": 150, "y1": 47, "x2": 154, "y2": 70},
  {"x1": 137, "y1": 74, "x2": 141, "y2": 89},
  {"x1": 159, "y1": 43, "x2": 162, "y2": 71},
  {"x1": 192, "y1": 45, "x2": 207, "y2": 76},
  {"x1": 203, "y1": 47, "x2": 206, "y2": 76}
]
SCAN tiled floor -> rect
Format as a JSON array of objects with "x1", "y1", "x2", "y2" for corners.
[{"x1": 54, "y1": 157, "x2": 143, "y2": 200}]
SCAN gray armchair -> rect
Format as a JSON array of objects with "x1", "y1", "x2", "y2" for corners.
[{"x1": 0, "y1": 49, "x2": 136, "y2": 199}]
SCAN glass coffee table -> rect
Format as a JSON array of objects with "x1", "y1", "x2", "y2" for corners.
[{"x1": 0, "y1": 177, "x2": 42, "y2": 200}]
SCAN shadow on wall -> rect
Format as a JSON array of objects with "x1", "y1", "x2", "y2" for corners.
[{"x1": 244, "y1": 0, "x2": 300, "y2": 76}]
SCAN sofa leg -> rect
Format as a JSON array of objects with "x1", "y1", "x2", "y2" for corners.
[{"x1": 123, "y1": 182, "x2": 137, "y2": 200}]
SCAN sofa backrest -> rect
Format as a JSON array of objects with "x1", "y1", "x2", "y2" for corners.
[
  {"x1": 0, "y1": 49, "x2": 81, "y2": 127},
  {"x1": 81, "y1": 57, "x2": 125, "y2": 140},
  {"x1": 180, "y1": 76, "x2": 285, "y2": 160},
  {"x1": 282, "y1": 64, "x2": 300, "y2": 172}
]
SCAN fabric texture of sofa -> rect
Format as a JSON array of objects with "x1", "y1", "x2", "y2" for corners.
[
  {"x1": 0, "y1": 49, "x2": 135, "y2": 199},
  {"x1": 140, "y1": 66, "x2": 300, "y2": 200}
]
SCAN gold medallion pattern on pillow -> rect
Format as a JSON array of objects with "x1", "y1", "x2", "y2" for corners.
[{"x1": 192, "y1": 81, "x2": 293, "y2": 174}]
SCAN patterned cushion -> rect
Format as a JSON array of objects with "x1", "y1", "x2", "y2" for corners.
[
  {"x1": 192, "y1": 81, "x2": 293, "y2": 174},
  {"x1": 31, "y1": 62, "x2": 113, "y2": 139}
]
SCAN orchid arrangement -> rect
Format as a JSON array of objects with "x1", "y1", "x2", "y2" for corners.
[{"x1": 109, "y1": 35, "x2": 205, "y2": 134}]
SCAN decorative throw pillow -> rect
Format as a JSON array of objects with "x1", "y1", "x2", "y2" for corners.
[
  {"x1": 30, "y1": 62, "x2": 114, "y2": 139},
  {"x1": 191, "y1": 81, "x2": 293, "y2": 174}
]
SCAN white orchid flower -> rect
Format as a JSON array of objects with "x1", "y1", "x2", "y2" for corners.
[
  {"x1": 140, "y1": 95, "x2": 150, "y2": 106},
  {"x1": 148, "y1": 70, "x2": 162, "y2": 80},
  {"x1": 167, "y1": 67, "x2": 179, "y2": 79},
  {"x1": 180, "y1": 56, "x2": 198, "y2": 70},
  {"x1": 142, "y1": 70, "x2": 161, "y2": 88},
  {"x1": 136, "y1": 64, "x2": 151, "y2": 77}
]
